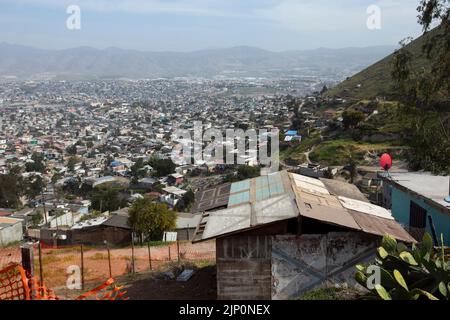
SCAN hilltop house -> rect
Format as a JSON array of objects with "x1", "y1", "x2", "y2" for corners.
[
  {"x1": 284, "y1": 130, "x2": 302, "y2": 143},
  {"x1": 192, "y1": 171, "x2": 415, "y2": 300},
  {"x1": 380, "y1": 172, "x2": 450, "y2": 245},
  {"x1": 161, "y1": 186, "x2": 187, "y2": 208},
  {"x1": 167, "y1": 173, "x2": 184, "y2": 186}
]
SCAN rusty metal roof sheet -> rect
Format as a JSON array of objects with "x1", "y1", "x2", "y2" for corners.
[
  {"x1": 320, "y1": 178, "x2": 370, "y2": 203},
  {"x1": 292, "y1": 185, "x2": 361, "y2": 231},
  {"x1": 349, "y1": 210, "x2": 416, "y2": 243}
]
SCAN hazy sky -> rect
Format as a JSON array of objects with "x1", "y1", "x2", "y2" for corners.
[{"x1": 0, "y1": 0, "x2": 424, "y2": 51}]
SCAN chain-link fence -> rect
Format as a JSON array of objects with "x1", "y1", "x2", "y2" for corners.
[{"x1": 28, "y1": 240, "x2": 215, "y2": 292}]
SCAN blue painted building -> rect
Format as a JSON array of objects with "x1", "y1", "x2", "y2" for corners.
[{"x1": 380, "y1": 172, "x2": 450, "y2": 246}]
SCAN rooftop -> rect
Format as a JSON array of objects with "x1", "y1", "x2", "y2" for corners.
[
  {"x1": 0, "y1": 216, "x2": 23, "y2": 228},
  {"x1": 192, "y1": 171, "x2": 415, "y2": 243},
  {"x1": 176, "y1": 213, "x2": 202, "y2": 229},
  {"x1": 382, "y1": 172, "x2": 450, "y2": 210},
  {"x1": 162, "y1": 186, "x2": 187, "y2": 196}
]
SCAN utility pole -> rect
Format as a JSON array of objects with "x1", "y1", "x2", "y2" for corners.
[{"x1": 41, "y1": 188, "x2": 48, "y2": 225}]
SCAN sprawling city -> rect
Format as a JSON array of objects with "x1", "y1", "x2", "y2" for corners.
[{"x1": 0, "y1": 0, "x2": 449, "y2": 312}]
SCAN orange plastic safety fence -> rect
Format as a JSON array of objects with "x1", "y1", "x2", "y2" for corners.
[
  {"x1": 0, "y1": 263, "x2": 30, "y2": 300},
  {"x1": 0, "y1": 263, "x2": 126, "y2": 300},
  {"x1": 75, "y1": 278, "x2": 128, "y2": 300}
]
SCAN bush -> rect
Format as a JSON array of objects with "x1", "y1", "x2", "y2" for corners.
[{"x1": 355, "y1": 233, "x2": 450, "y2": 300}]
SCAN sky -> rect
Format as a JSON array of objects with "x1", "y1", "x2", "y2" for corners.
[{"x1": 0, "y1": 0, "x2": 424, "y2": 51}]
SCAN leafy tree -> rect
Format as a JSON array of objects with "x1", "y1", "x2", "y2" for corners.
[
  {"x1": 347, "y1": 155, "x2": 358, "y2": 184},
  {"x1": 234, "y1": 122, "x2": 249, "y2": 131},
  {"x1": 66, "y1": 144, "x2": 77, "y2": 156},
  {"x1": 392, "y1": 0, "x2": 450, "y2": 174},
  {"x1": 51, "y1": 172, "x2": 62, "y2": 184},
  {"x1": 130, "y1": 158, "x2": 145, "y2": 179},
  {"x1": 25, "y1": 153, "x2": 46, "y2": 173},
  {"x1": 222, "y1": 165, "x2": 261, "y2": 183},
  {"x1": 0, "y1": 174, "x2": 20, "y2": 208},
  {"x1": 342, "y1": 110, "x2": 365, "y2": 129},
  {"x1": 31, "y1": 211, "x2": 43, "y2": 226},
  {"x1": 9, "y1": 165, "x2": 22, "y2": 176},
  {"x1": 25, "y1": 175, "x2": 45, "y2": 200},
  {"x1": 176, "y1": 190, "x2": 195, "y2": 212},
  {"x1": 149, "y1": 157, "x2": 176, "y2": 177},
  {"x1": 237, "y1": 165, "x2": 260, "y2": 180},
  {"x1": 128, "y1": 198, "x2": 177, "y2": 241},
  {"x1": 91, "y1": 187, "x2": 126, "y2": 212},
  {"x1": 151, "y1": 181, "x2": 164, "y2": 193},
  {"x1": 67, "y1": 156, "x2": 80, "y2": 173}
]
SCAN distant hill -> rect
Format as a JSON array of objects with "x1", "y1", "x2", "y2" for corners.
[
  {"x1": 325, "y1": 29, "x2": 440, "y2": 100},
  {"x1": 0, "y1": 43, "x2": 396, "y2": 80}
]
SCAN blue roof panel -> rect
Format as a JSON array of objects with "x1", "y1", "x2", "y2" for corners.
[{"x1": 230, "y1": 180, "x2": 250, "y2": 193}]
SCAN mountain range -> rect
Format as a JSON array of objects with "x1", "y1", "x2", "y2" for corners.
[{"x1": 0, "y1": 43, "x2": 397, "y2": 80}]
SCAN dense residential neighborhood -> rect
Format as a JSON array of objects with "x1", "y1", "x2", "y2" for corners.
[{"x1": 0, "y1": 0, "x2": 449, "y2": 307}]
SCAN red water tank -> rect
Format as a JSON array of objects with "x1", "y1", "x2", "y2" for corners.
[{"x1": 380, "y1": 153, "x2": 392, "y2": 171}]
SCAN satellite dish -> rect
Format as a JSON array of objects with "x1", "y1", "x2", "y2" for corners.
[{"x1": 380, "y1": 153, "x2": 392, "y2": 171}]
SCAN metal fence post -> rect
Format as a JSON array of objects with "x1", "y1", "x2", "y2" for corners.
[
  {"x1": 131, "y1": 232, "x2": 135, "y2": 275},
  {"x1": 168, "y1": 243, "x2": 171, "y2": 261},
  {"x1": 177, "y1": 240, "x2": 180, "y2": 263},
  {"x1": 38, "y1": 242, "x2": 43, "y2": 285},
  {"x1": 80, "y1": 244, "x2": 85, "y2": 290},
  {"x1": 21, "y1": 242, "x2": 37, "y2": 299},
  {"x1": 20, "y1": 243, "x2": 34, "y2": 278},
  {"x1": 147, "y1": 241, "x2": 152, "y2": 270},
  {"x1": 106, "y1": 242, "x2": 112, "y2": 279}
]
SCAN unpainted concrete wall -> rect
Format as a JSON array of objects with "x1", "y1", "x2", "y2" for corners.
[
  {"x1": 0, "y1": 222, "x2": 23, "y2": 246},
  {"x1": 271, "y1": 232, "x2": 377, "y2": 300}
]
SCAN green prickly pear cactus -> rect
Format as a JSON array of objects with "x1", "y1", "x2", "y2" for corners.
[{"x1": 355, "y1": 233, "x2": 449, "y2": 300}]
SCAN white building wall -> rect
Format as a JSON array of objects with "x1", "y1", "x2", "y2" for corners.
[{"x1": 0, "y1": 222, "x2": 23, "y2": 246}]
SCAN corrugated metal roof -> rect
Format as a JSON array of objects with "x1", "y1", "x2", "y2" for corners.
[
  {"x1": 191, "y1": 183, "x2": 231, "y2": 213},
  {"x1": 192, "y1": 171, "x2": 416, "y2": 243},
  {"x1": 176, "y1": 213, "x2": 202, "y2": 229},
  {"x1": 338, "y1": 196, "x2": 393, "y2": 220},
  {"x1": 293, "y1": 185, "x2": 361, "y2": 231},
  {"x1": 230, "y1": 180, "x2": 250, "y2": 193},
  {"x1": 349, "y1": 210, "x2": 416, "y2": 243},
  {"x1": 102, "y1": 215, "x2": 130, "y2": 229},
  {"x1": 320, "y1": 178, "x2": 370, "y2": 203},
  {"x1": 201, "y1": 204, "x2": 252, "y2": 240},
  {"x1": 252, "y1": 194, "x2": 298, "y2": 226},
  {"x1": 291, "y1": 173, "x2": 330, "y2": 195}
]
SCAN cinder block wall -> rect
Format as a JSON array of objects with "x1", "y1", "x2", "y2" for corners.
[{"x1": 216, "y1": 235, "x2": 272, "y2": 300}]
